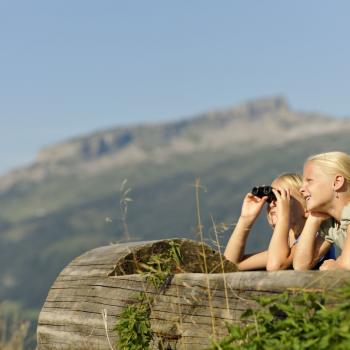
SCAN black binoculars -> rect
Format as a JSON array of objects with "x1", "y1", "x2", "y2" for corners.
[{"x1": 251, "y1": 185, "x2": 277, "y2": 203}]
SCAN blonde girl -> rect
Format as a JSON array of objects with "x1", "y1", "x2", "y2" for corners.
[
  {"x1": 294, "y1": 151, "x2": 350, "y2": 271},
  {"x1": 225, "y1": 173, "x2": 310, "y2": 271}
]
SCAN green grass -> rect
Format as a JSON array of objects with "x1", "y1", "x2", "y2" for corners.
[{"x1": 210, "y1": 283, "x2": 350, "y2": 350}]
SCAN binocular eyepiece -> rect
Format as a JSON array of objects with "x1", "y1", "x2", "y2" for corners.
[{"x1": 251, "y1": 185, "x2": 276, "y2": 203}]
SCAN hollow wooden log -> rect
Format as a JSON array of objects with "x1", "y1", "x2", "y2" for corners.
[{"x1": 37, "y1": 239, "x2": 350, "y2": 350}]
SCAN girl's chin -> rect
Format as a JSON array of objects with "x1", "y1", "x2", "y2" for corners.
[{"x1": 306, "y1": 201, "x2": 322, "y2": 211}]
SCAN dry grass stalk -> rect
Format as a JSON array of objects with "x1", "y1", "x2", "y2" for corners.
[
  {"x1": 194, "y1": 178, "x2": 216, "y2": 340},
  {"x1": 102, "y1": 309, "x2": 115, "y2": 350},
  {"x1": 210, "y1": 215, "x2": 231, "y2": 317},
  {"x1": 120, "y1": 178, "x2": 132, "y2": 241}
]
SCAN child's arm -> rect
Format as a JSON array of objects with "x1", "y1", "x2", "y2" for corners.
[
  {"x1": 224, "y1": 215, "x2": 254, "y2": 264},
  {"x1": 224, "y1": 193, "x2": 267, "y2": 270},
  {"x1": 233, "y1": 251, "x2": 268, "y2": 270},
  {"x1": 266, "y1": 188, "x2": 293, "y2": 271},
  {"x1": 293, "y1": 214, "x2": 331, "y2": 270},
  {"x1": 224, "y1": 216, "x2": 268, "y2": 270}
]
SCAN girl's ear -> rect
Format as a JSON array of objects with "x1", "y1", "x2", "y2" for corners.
[
  {"x1": 333, "y1": 174, "x2": 346, "y2": 191},
  {"x1": 304, "y1": 209, "x2": 309, "y2": 218}
]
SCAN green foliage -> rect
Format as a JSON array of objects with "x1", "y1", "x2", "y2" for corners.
[
  {"x1": 114, "y1": 241, "x2": 182, "y2": 348},
  {"x1": 140, "y1": 240, "x2": 182, "y2": 290},
  {"x1": 210, "y1": 284, "x2": 350, "y2": 350},
  {"x1": 141, "y1": 253, "x2": 172, "y2": 290},
  {"x1": 114, "y1": 293, "x2": 153, "y2": 350},
  {"x1": 169, "y1": 239, "x2": 183, "y2": 267}
]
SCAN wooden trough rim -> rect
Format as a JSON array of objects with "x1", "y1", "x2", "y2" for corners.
[
  {"x1": 37, "y1": 239, "x2": 350, "y2": 350},
  {"x1": 58, "y1": 238, "x2": 350, "y2": 292}
]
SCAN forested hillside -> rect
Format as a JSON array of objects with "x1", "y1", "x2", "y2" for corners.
[{"x1": 0, "y1": 96, "x2": 349, "y2": 327}]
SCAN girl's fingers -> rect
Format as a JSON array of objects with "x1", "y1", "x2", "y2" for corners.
[
  {"x1": 247, "y1": 192, "x2": 268, "y2": 204},
  {"x1": 286, "y1": 188, "x2": 290, "y2": 200},
  {"x1": 272, "y1": 188, "x2": 281, "y2": 199},
  {"x1": 280, "y1": 188, "x2": 287, "y2": 199},
  {"x1": 260, "y1": 196, "x2": 268, "y2": 204},
  {"x1": 283, "y1": 188, "x2": 290, "y2": 200},
  {"x1": 253, "y1": 195, "x2": 268, "y2": 204},
  {"x1": 273, "y1": 187, "x2": 290, "y2": 200}
]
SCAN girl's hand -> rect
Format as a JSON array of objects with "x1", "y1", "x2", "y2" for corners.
[
  {"x1": 272, "y1": 188, "x2": 290, "y2": 221},
  {"x1": 240, "y1": 193, "x2": 267, "y2": 222},
  {"x1": 319, "y1": 259, "x2": 337, "y2": 270},
  {"x1": 307, "y1": 211, "x2": 330, "y2": 223}
]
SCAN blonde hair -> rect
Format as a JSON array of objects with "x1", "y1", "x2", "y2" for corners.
[
  {"x1": 274, "y1": 172, "x2": 305, "y2": 207},
  {"x1": 307, "y1": 151, "x2": 350, "y2": 183}
]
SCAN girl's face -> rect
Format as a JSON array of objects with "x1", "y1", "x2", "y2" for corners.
[
  {"x1": 300, "y1": 161, "x2": 335, "y2": 212},
  {"x1": 266, "y1": 179, "x2": 306, "y2": 228},
  {"x1": 266, "y1": 196, "x2": 278, "y2": 227},
  {"x1": 266, "y1": 199, "x2": 278, "y2": 227}
]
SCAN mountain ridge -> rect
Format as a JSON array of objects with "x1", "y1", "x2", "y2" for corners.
[{"x1": 1, "y1": 96, "x2": 349, "y2": 192}]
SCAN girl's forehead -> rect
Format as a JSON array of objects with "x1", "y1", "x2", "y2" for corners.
[
  {"x1": 303, "y1": 161, "x2": 314, "y2": 171},
  {"x1": 272, "y1": 178, "x2": 301, "y2": 195},
  {"x1": 304, "y1": 161, "x2": 325, "y2": 176},
  {"x1": 271, "y1": 179, "x2": 282, "y2": 186},
  {"x1": 272, "y1": 178, "x2": 292, "y2": 187}
]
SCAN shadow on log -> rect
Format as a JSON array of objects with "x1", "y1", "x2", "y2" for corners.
[{"x1": 37, "y1": 238, "x2": 350, "y2": 350}]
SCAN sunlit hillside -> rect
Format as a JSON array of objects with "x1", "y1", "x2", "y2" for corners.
[{"x1": 0, "y1": 96, "x2": 349, "y2": 348}]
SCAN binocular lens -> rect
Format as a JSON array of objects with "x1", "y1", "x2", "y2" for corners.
[
  {"x1": 263, "y1": 187, "x2": 271, "y2": 195},
  {"x1": 251, "y1": 185, "x2": 276, "y2": 203},
  {"x1": 251, "y1": 186, "x2": 259, "y2": 196}
]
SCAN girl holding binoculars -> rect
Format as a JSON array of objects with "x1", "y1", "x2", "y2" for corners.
[
  {"x1": 294, "y1": 151, "x2": 350, "y2": 271},
  {"x1": 224, "y1": 172, "x2": 335, "y2": 270}
]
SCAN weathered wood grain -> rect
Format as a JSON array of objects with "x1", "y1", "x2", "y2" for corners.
[{"x1": 37, "y1": 239, "x2": 350, "y2": 350}]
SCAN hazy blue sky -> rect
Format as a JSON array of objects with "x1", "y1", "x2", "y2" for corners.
[{"x1": 1, "y1": 1, "x2": 349, "y2": 175}]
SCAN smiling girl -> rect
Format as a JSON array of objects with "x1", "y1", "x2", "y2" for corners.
[
  {"x1": 293, "y1": 151, "x2": 350, "y2": 271},
  {"x1": 225, "y1": 173, "x2": 312, "y2": 271}
]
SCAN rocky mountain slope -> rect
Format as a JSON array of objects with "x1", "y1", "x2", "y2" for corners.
[{"x1": 1, "y1": 96, "x2": 348, "y2": 192}]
